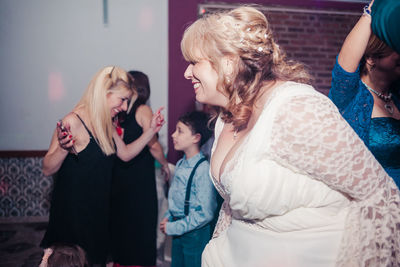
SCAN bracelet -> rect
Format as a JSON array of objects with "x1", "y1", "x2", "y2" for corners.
[{"x1": 363, "y1": 5, "x2": 371, "y2": 17}]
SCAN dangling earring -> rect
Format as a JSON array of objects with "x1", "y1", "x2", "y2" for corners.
[
  {"x1": 366, "y1": 58, "x2": 375, "y2": 72},
  {"x1": 370, "y1": 63, "x2": 375, "y2": 71}
]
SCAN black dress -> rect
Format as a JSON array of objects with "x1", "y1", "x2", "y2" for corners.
[
  {"x1": 41, "y1": 115, "x2": 114, "y2": 265},
  {"x1": 111, "y1": 106, "x2": 158, "y2": 265}
]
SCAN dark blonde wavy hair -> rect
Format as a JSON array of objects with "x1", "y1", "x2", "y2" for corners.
[{"x1": 181, "y1": 6, "x2": 311, "y2": 131}]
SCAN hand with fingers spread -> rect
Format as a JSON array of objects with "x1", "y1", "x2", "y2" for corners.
[
  {"x1": 150, "y1": 107, "x2": 165, "y2": 134},
  {"x1": 113, "y1": 107, "x2": 166, "y2": 162}
]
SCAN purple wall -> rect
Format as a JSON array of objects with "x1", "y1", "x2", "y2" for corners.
[
  {"x1": 168, "y1": 0, "x2": 198, "y2": 163},
  {"x1": 167, "y1": 0, "x2": 364, "y2": 163}
]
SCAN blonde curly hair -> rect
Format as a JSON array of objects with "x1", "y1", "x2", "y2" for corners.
[{"x1": 181, "y1": 6, "x2": 311, "y2": 131}]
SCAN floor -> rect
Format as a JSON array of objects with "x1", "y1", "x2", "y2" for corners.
[
  {"x1": 0, "y1": 222, "x2": 46, "y2": 267},
  {"x1": 0, "y1": 168, "x2": 173, "y2": 267},
  {"x1": 0, "y1": 222, "x2": 171, "y2": 267}
]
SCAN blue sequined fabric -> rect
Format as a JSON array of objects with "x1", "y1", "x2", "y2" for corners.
[
  {"x1": 329, "y1": 56, "x2": 400, "y2": 187},
  {"x1": 329, "y1": 57, "x2": 375, "y2": 145},
  {"x1": 369, "y1": 118, "x2": 400, "y2": 186}
]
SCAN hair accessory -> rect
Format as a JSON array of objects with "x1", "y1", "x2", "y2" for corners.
[
  {"x1": 108, "y1": 66, "x2": 115, "y2": 79},
  {"x1": 257, "y1": 47, "x2": 263, "y2": 52},
  {"x1": 362, "y1": 80, "x2": 394, "y2": 114},
  {"x1": 363, "y1": 5, "x2": 371, "y2": 17}
]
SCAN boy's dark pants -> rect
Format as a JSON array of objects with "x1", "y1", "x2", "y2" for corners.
[{"x1": 171, "y1": 223, "x2": 212, "y2": 267}]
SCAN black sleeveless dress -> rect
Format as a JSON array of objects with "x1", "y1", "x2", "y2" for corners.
[
  {"x1": 41, "y1": 115, "x2": 115, "y2": 264},
  {"x1": 111, "y1": 106, "x2": 158, "y2": 265}
]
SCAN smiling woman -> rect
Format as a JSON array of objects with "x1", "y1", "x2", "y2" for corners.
[
  {"x1": 39, "y1": 66, "x2": 164, "y2": 266},
  {"x1": 184, "y1": 59, "x2": 228, "y2": 107},
  {"x1": 180, "y1": 6, "x2": 400, "y2": 267}
]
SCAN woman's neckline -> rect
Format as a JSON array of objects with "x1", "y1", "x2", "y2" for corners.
[
  {"x1": 212, "y1": 80, "x2": 289, "y2": 182},
  {"x1": 371, "y1": 116, "x2": 400, "y2": 122}
]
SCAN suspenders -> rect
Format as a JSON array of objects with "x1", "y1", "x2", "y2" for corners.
[{"x1": 184, "y1": 157, "x2": 207, "y2": 216}]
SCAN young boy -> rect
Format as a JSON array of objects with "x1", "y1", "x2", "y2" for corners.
[{"x1": 160, "y1": 111, "x2": 217, "y2": 267}]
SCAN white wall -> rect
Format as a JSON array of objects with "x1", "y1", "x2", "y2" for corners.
[{"x1": 0, "y1": 0, "x2": 168, "y2": 151}]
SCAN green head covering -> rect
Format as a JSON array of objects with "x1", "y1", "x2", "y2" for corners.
[{"x1": 372, "y1": 0, "x2": 400, "y2": 54}]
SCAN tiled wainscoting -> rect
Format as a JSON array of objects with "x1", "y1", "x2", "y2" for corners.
[
  {"x1": 0, "y1": 157, "x2": 51, "y2": 223},
  {"x1": 0, "y1": 157, "x2": 171, "y2": 267}
]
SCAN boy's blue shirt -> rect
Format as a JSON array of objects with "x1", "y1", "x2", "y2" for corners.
[{"x1": 165, "y1": 151, "x2": 217, "y2": 236}]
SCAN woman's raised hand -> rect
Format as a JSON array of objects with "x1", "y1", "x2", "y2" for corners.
[{"x1": 150, "y1": 107, "x2": 165, "y2": 133}]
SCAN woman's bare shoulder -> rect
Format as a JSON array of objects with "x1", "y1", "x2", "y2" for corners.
[
  {"x1": 136, "y1": 104, "x2": 153, "y2": 116},
  {"x1": 135, "y1": 104, "x2": 153, "y2": 124},
  {"x1": 60, "y1": 110, "x2": 87, "y2": 136}
]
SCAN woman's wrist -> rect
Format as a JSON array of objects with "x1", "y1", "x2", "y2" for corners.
[
  {"x1": 144, "y1": 127, "x2": 156, "y2": 142},
  {"x1": 58, "y1": 141, "x2": 72, "y2": 155},
  {"x1": 162, "y1": 162, "x2": 169, "y2": 168},
  {"x1": 363, "y1": 5, "x2": 372, "y2": 18},
  {"x1": 363, "y1": 0, "x2": 374, "y2": 18}
]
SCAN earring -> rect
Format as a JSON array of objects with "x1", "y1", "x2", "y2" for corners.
[
  {"x1": 226, "y1": 77, "x2": 231, "y2": 83},
  {"x1": 366, "y1": 59, "x2": 375, "y2": 71},
  {"x1": 367, "y1": 62, "x2": 375, "y2": 72}
]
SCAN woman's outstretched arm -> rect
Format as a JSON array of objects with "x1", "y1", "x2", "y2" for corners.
[{"x1": 338, "y1": 1, "x2": 373, "y2": 72}]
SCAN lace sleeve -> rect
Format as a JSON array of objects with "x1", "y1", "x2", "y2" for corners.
[{"x1": 269, "y1": 93, "x2": 400, "y2": 266}]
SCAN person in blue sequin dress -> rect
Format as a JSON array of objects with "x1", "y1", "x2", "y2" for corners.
[{"x1": 329, "y1": 1, "x2": 400, "y2": 187}]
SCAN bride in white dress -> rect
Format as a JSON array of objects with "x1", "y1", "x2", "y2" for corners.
[{"x1": 180, "y1": 6, "x2": 400, "y2": 267}]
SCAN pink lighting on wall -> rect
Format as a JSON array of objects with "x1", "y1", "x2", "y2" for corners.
[
  {"x1": 138, "y1": 6, "x2": 154, "y2": 31},
  {"x1": 48, "y1": 72, "x2": 65, "y2": 103}
]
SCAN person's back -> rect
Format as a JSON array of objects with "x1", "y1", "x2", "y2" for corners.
[{"x1": 160, "y1": 111, "x2": 217, "y2": 267}]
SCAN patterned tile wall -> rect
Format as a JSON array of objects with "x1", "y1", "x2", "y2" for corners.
[{"x1": 0, "y1": 157, "x2": 52, "y2": 219}]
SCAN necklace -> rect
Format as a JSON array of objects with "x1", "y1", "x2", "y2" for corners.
[
  {"x1": 362, "y1": 81, "x2": 394, "y2": 114},
  {"x1": 233, "y1": 130, "x2": 238, "y2": 139}
]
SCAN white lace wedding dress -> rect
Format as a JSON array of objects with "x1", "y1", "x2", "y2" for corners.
[{"x1": 202, "y1": 82, "x2": 400, "y2": 267}]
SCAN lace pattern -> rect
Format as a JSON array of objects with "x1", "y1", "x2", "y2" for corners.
[
  {"x1": 269, "y1": 93, "x2": 400, "y2": 266},
  {"x1": 212, "y1": 200, "x2": 232, "y2": 238},
  {"x1": 210, "y1": 81, "x2": 400, "y2": 265},
  {"x1": 209, "y1": 84, "x2": 289, "y2": 238},
  {"x1": 209, "y1": 116, "x2": 233, "y2": 238}
]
